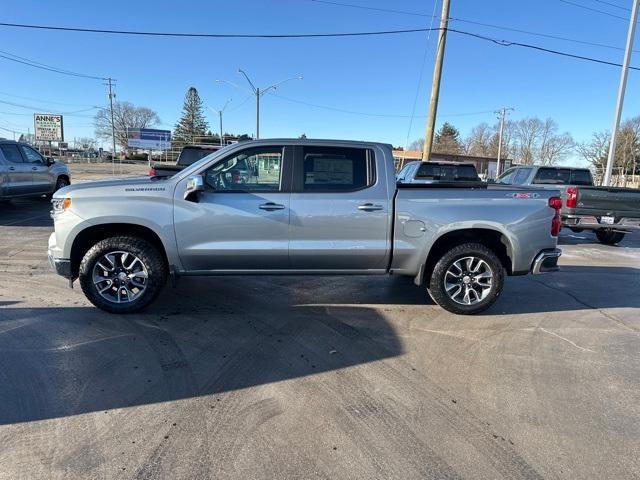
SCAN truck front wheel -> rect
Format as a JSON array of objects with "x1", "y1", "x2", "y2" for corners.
[
  {"x1": 79, "y1": 236, "x2": 167, "y2": 313},
  {"x1": 595, "y1": 230, "x2": 625, "y2": 245},
  {"x1": 427, "y1": 243, "x2": 504, "y2": 315}
]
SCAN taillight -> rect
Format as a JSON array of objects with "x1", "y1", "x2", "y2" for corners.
[
  {"x1": 149, "y1": 167, "x2": 155, "y2": 177},
  {"x1": 566, "y1": 187, "x2": 578, "y2": 209},
  {"x1": 549, "y1": 196, "x2": 562, "y2": 236}
]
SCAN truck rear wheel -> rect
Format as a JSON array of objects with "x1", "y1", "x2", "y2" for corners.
[
  {"x1": 79, "y1": 236, "x2": 167, "y2": 313},
  {"x1": 427, "y1": 243, "x2": 504, "y2": 315},
  {"x1": 595, "y1": 230, "x2": 626, "y2": 245}
]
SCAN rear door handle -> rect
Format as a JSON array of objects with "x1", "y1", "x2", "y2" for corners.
[
  {"x1": 32, "y1": 167, "x2": 38, "y2": 171},
  {"x1": 358, "y1": 203, "x2": 384, "y2": 212},
  {"x1": 259, "y1": 202, "x2": 285, "y2": 211},
  {"x1": 8, "y1": 167, "x2": 15, "y2": 171}
]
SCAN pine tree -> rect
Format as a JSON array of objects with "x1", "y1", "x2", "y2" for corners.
[
  {"x1": 434, "y1": 122, "x2": 463, "y2": 154},
  {"x1": 173, "y1": 87, "x2": 209, "y2": 144}
]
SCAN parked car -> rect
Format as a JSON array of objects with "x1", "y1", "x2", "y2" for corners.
[
  {"x1": 495, "y1": 165, "x2": 640, "y2": 244},
  {"x1": 150, "y1": 144, "x2": 223, "y2": 177},
  {"x1": 0, "y1": 140, "x2": 70, "y2": 200},
  {"x1": 397, "y1": 160, "x2": 482, "y2": 185},
  {"x1": 48, "y1": 138, "x2": 561, "y2": 315}
]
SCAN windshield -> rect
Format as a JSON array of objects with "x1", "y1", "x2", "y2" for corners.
[{"x1": 415, "y1": 163, "x2": 479, "y2": 181}]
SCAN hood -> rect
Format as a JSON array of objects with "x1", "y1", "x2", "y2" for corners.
[{"x1": 54, "y1": 176, "x2": 172, "y2": 198}]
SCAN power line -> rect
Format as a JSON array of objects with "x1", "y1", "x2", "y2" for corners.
[
  {"x1": 310, "y1": 0, "x2": 637, "y2": 51},
  {"x1": 0, "y1": 21, "x2": 439, "y2": 38},
  {"x1": 557, "y1": 0, "x2": 628, "y2": 20},
  {"x1": 0, "y1": 90, "x2": 98, "y2": 107},
  {"x1": 448, "y1": 29, "x2": 640, "y2": 71},
  {"x1": 270, "y1": 92, "x2": 493, "y2": 118},
  {"x1": 405, "y1": 0, "x2": 439, "y2": 151},
  {"x1": 0, "y1": 49, "x2": 107, "y2": 80},
  {"x1": 591, "y1": 0, "x2": 630, "y2": 11},
  {"x1": 0, "y1": 99, "x2": 103, "y2": 116}
]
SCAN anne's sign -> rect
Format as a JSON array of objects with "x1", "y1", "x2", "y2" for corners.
[{"x1": 34, "y1": 114, "x2": 64, "y2": 142}]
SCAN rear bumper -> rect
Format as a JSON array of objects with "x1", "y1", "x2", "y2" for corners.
[
  {"x1": 563, "y1": 215, "x2": 640, "y2": 232},
  {"x1": 531, "y1": 248, "x2": 561, "y2": 274}
]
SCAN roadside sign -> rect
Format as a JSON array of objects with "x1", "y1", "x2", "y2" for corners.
[
  {"x1": 58, "y1": 142, "x2": 68, "y2": 149},
  {"x1": 127, "y1": 128, "x2": 171, "y2": 150},
  {"x1": 34, "y1": 114, "x2": 64, "y2": 142}
]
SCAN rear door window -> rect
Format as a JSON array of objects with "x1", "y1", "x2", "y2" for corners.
[
  {"x1": 0, "y1": 144, "x2": 24, "y2": 164},
  {"x1": 570, "y1": 170, "x2": 593, "y2": 185},
  {"x1": 512, "y1": 167, "x2": 532, "y2": 185},
  {"x1": 533, "y1": 168, "x2": 571, "y2": 184},
  {"x1": 415, "y1": 163, "x2": 479, "y2": 181},
  {"x1": 301, "y1": 146, "x2": 375, "y2": 192}
]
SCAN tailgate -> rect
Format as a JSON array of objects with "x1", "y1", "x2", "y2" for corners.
[{"x1": 571, "y1": 187, "x2": 640, "y2": 217}]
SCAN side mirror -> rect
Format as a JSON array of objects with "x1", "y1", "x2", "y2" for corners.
[
  {"x1": 46, "y1": 157, "x2": 55, "y2": 166},
  {"x1": 184, "y1": 175, "x2": 204, "y2": 202}
]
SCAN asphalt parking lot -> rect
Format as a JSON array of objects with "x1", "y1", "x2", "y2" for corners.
[{"x1": 0, "y1": 191, "x2": 639, "y2": 479}]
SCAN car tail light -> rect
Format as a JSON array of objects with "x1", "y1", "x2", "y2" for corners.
[
  {"x1": 549, "y1": 196, "x2": 562, "y2": 236},
  {"x1": 149, "y1": 167, "x2": 156, "y2": 177},
  {"x1": 566, "y1": 187, "x2": 578, "y2": 208}
]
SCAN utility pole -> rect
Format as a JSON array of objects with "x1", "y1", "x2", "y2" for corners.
[
  {"x1": 217, "y1": 70, "x2": 302, "y2": 140},
  {"x1": 422, "y1": 0, "x2": 451, "y2": 161},
  {"x1": 603, "y1": 0, "x2": 639, "y2": 186},
  {"x1": 495, "y1": 107, "x2": 514, "y2": 178},
  {"x1": 106, "y1": 77, "x2": 117, "y2": 175}
]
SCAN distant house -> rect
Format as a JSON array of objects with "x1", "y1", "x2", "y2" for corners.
[{"x1": 392, "y1": 150, "x2": 513, "y2": 179}]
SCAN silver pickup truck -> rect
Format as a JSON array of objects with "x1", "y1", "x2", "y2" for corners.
[{"x1": 48, "y1": 139, "x2": 561, "y2": 315}]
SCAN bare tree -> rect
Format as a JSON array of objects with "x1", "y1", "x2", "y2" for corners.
[
  {"x1": 465, "y1": 122, "x2": 496, "y2": 157},
  {"x1": 510, "y1": 117, "x2": 573, "y2": 165},
  {"x1": 76, "y1": 137, "x2": 97, "y2": 150},
  {"x1": 579, "y1": 116, "x2": 640, "y2": 184},
  {"x1": 94, "y1": 101, "x2": 161, "y2": 150},
  {"x1": 408, "y1": 138, "x2": 424, "y2": 152}
]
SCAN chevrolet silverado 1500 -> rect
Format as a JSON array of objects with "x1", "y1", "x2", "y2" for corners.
[{"x1": 48, "y1": 139, "x2": 561, "y2": 315}]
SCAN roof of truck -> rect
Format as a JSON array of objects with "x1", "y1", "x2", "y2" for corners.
[{"x1": 233, "y1": 138, "x2": 394, "y2": 149}]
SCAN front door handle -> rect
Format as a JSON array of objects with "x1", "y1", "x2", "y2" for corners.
[
  {"x1": 358, "y1": 203, "x2": 384, "y2": 212},
  {"x1": 8, "y1": 167, "x2": 15, "y2": 171},
  {"x1": 259, "y1": 202, "x2": 285, "y2": 211},
  {"x1": 32, "y1": 167, "x2": 38, "y2": 171}
]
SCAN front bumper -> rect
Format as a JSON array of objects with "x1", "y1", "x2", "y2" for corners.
[
  {"x1": 531, "y1": 248, "x2": 561, "y2": 274},
  {"x1": 47, "y1": 231, "x2": 72, "y2": 279},
  {"x1": 48, "y1": 254, "x2": 72, "y2": 278}
]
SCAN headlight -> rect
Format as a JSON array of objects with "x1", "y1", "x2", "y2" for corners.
[{"x1": 51, "y1": 197, "x2": 72, "y2": 213}]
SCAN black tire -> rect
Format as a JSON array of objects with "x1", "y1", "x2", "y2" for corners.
[
  {"x1": 427, "y1": 242, "x2": 504, "y2": 315},
  {"x1": 79, "y1": 236, "x2": 167, "y2": 313},
  {"x1": 595, "y1": 230, "x2": 625, "y2": 245},
  {"x1": 46, "y1": 176, "x2": 70, "y2": 199}
]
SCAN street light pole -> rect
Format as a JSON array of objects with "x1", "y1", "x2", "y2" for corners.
[
  {"x1": 256, "y1": 87, "x2": 260, "y2": 139},
  {"x1": 209, "y1": 99, "x2": 231, "y2": 146},
  {"x1": 603, "y1": 0, "x2": 639, "y2": 186},
  {"x1": 218, "y1": 70, "x2": 303, "y2": 139}
]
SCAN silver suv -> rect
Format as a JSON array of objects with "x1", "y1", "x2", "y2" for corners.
[{"x1": 0, "y1": 140, "x2": 70, "y2": 200}]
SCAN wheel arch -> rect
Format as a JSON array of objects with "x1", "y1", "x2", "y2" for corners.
[
  {"x1": 69, "y1": 223, "x2": 169, "y2": 278},
  {"x1": 416, "y1": 227, "x2": 514, "y2": 285}
]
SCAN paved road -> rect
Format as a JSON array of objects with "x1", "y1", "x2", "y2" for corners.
[{"x1": 0, "y1": 199, "x2": 638, "y2": 479}]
